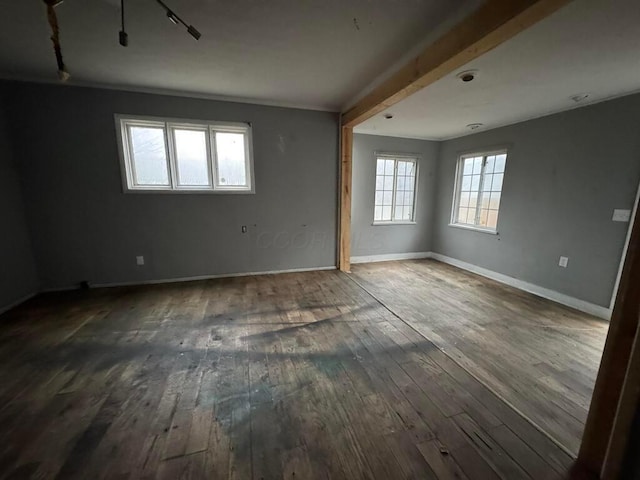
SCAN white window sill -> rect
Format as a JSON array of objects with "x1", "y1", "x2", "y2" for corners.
[
  {"x1": 372, "y1": 221, "x2": 417, "y2": 226},
  {"x1": 448, "y1": 223, "x2": 499, "y2": 235},
  {"x1": 124, "y1": 188, "x2": 255, "y2": 194}
]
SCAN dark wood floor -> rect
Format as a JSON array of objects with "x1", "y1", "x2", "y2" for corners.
[
  {"x1": 0, "y1": 267, "x2": 598, "y2": 479},
  {"x1": 352, "y1": 260, "x2": 609, "y2": 455}
]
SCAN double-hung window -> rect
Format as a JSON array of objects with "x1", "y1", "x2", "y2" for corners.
[
  {"x1": 374, "y1": 154, "x2": 418, "y2": 224},
  {"x1": 116, "y1": 115, "x2": 254, "y2": 193},
  {"x1": 452, "y1": 150, "x2": 507, "y2": 231}
]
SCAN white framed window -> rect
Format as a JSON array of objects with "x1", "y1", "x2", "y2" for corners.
[
  {"x1": 451, "y1": 149, "x2": 507, "y2": 232},
  {"x1": 374, "y1": 154, "x2": 418, "y2": 224},
  {"x1": 115, "y1": 115, "x2": 254, "y2": 193}
]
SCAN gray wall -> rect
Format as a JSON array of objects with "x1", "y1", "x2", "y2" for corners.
[
  {"x1": 433, "y1": 94, "x2": 640, "y2": 307},
  {"x1": 351, "y1": 134, "x2": 439, "y2": 257},
  {"x1": 5, "y1": 82, "x2": 338, "y2": 290},
  {"x1": 0, "y1": 88, "x2": 38, "y2": 310}
]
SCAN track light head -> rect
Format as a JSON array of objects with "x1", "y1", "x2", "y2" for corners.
[
  {"x1": 166, "y1": 10, "x2": 179, "y2": 25},
  {"x1": 119, "y1": 30, "x2": 128, "y2": 47},
  {"x1": 187, "y1": 25, "x2": 201, "y2": 40},
  {"x1": 156, "y1": 0, "x2": 201, "y2": 40}
]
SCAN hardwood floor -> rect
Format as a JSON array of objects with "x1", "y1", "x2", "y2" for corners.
[
  {"x1": 0, "y1": 267, "x2": 597, "y2": 479},
  {"x1": 351, "y1": 259, "x2": 609, "y2": 456}
]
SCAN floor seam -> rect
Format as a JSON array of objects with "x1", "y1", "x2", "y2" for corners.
[{"x1": 342, "y1": 269, "x2": 579, "y2": 461}]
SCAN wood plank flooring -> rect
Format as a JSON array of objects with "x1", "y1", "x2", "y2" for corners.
[
  {"x1": 351, "y1": 259, "x2": 610, "y2": 457},
  {"x1": 0, "y1": 268, "x2": 598, "y2": 479}
]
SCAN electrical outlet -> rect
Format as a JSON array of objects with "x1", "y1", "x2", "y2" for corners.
[
  {"x1": 241, "y1": 226, "x2": 247, "y2": 233},
  {"x1": 612, "y1": 209, "x2": 631, "y2": 222},
  {"x1": 136, "y1": 255, "x2": 145, "y2": 266},
  {"x1": 559, "y1": 256, "x2": 569, "y2": 268}
]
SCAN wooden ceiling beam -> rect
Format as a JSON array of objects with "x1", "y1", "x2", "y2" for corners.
[{"x1": 341, "y1": 0, "x2": 573, "y2": 128}]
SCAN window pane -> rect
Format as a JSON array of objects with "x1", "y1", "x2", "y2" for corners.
[
  {"x1": 461, "y1": 176, "x2": 472, "y2": 191},
  {"x1": 174, "y1": 129, "x2": 209, "y2": 186},
  {"x1": 394, "y1": 205, "x2": 403, "y2": 220},
  {"x1": 469, "y1": 191, "x2": 478, "y2": 209},
  {"x1": 488, "y1": 210, "x2": 499, "y2": 229},
  {"x1": 375, "y1": 191, "x2": 383, "y2": 205},
  {"x1": 490, "y1": 192, "x2": 502, "y2": 210},
  {"x1": 382, "y1": 206, "x2": 392, "y2": 221},
  {"x1": 376, "y1": 175, "x2": 384, "y2": 190},
  {"x1": 460, "y1": 191, "x2": 470, "y2": 208},
  {"x1": 482, "y1": 174, "x2": 493, "y2": 191},
  {"x1": 385, "y1": 160, "x2": 395, "y2": 175},
  {"x1": 383, "y1": 191, "x2": 393, "y2": 206},
  {"x1": 463, "y1": 158, "x2": 474, "y2": 175},
  {"x1": 471, "y1": 175, "x2": 481, "y2": 191},
  {"x1": 467, "y1": 208, "x2": 477, "y2": 224},
  {"x1": 479, "y1": 209, "x2": 489, "y2": 226},
  {"x1": 406, "y1": 162, "x2": 416, "y2": 176},
  {"x1": 383, "y1": 176, "x2": 394, "y2": 191},
  {"x1": 374, "y1": 206, "x2": 382, "y2": 221},
  {"x1": 376, "y1": 159, "x2": 385, "y2": 175},
  {"x1": 480, "y1": 192, "x2": 490, "y2": 209},
  {"x1": 215, "y1": 132, "x2": 247, "y2": 187},
  {"x1": 403, "y1": 207, "x2": 413, "y2": 220},
  {"x1": 492, "y1": 173, "x2": 504, "y2": 192},
  {"x1": 396, "y1": 176, "x2": 406, "y2": 191},
  {"x1": 458, "y1": 207, "x2": 468, "y2": 223},
  {"x1": 397, "y1": 162, "x2": 406, "y2": 175},
  {"x1": 485, "y1": 156, "x2": 496, "y2": 173},
  {"x1": 473, "y1": 157, "x2": 483, "y2": 174},
  {"x1": 129, "y1": 126, "x2": 169, "y2": 185},
  {"x1": 495, "y1": 154, "x2": 506, "y2": 173},
  {"x1": 404, "y1": 191, "x2": 413, "y2": 206},
  {"x1": 395, "y1": 190, "x2": 404, "y2": 206}
]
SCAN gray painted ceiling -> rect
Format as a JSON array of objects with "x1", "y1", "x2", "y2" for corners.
[
  {"x1": 0, "y1": 0, "x2": 477, "y2": 111},
  {"x1": 356, "y1": 0, "x2": 640, "y2": 140}
]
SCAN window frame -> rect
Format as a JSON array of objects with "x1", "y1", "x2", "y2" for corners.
[
  {"x1": 372, "y1": 153, "x2": 419, "y2": 225},
  {"x1": 115, "y1": 114, "x2": 255, "y2": 194},
  {"x1": 450, "y1": 148, "x2": 507, "y2": 233}
]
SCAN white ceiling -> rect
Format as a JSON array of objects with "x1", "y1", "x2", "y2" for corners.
[
  {"x1": 355, "y1": 0, "x2": 640, "y2": 140},
  {"x1": 0, "y1": 0, "x2": 478, "y2": 111}
]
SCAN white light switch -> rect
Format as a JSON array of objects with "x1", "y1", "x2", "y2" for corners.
[
  {"x1": 136, "y1": 255, "x2": 145, "y2": 266},
  {"x1": 559, "y1": 256, "x2": 569, "y2": 268},
  {"x1": 612, "y1": 209, "x2": 631, "y2": 222}
]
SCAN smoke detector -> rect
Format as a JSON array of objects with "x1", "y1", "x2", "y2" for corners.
[
  {"x1": 384, "y1": 113, "x2": 394, "y2": 119},
  {"x1": 467, "y1": 123, "x2": 484, "y2": 131}
]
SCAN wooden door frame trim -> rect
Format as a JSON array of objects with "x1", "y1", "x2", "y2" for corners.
[{"x1": 338, "y1": 126, "x2": 353, "y2": 272}]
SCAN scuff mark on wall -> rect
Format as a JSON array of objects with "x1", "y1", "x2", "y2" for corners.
[{"x1": 277, "y1": 134, "x2": 286, "y2": 154}]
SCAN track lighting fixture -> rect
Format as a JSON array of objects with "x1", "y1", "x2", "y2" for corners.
[
  {"x1": 119, "y1": 0, "x2": 128, "y2": 46},
  {"x1": 117, "y1": 0, "x2": 200, "y2": 47},
  {"x1": 156, "y1": 0, "x2": 201, "y2": 40}
]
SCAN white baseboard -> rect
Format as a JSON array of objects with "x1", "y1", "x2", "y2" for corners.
[
  {"x1": 0, "y1": 292, "x2": 38, "y2": 316},
  {"x1": 24, "y1": 255, "x2": 613, "y2": 321},
  {"x1": 350, "y1": 252, "x2": 432, "y2": 264},
  {"x1": 430, "y1": 253, "x2": 612, "y2": 320},
  {"x1": 42, "y1": 265, "x2": 337, "y2": 291}
]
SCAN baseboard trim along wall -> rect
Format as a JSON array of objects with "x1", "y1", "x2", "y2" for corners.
[
  {"x1": 350, "y1": 252, "x2": 432, "y2": 264},
  {"x1": 39, "y1": 265, "x2": 337, "y2": 292},
  {"x1": 350, "y1": 251, "x2": 611, "y2": 320},
  {"x1": 429, "y1": 253, "x2": 612, "y2": 320},
  {"x1": 0, "y1": 292, "x2": 38, "y2": 316},
  {"x1": 7, "y1": 256, "x2": 611, "y2": 321}
]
